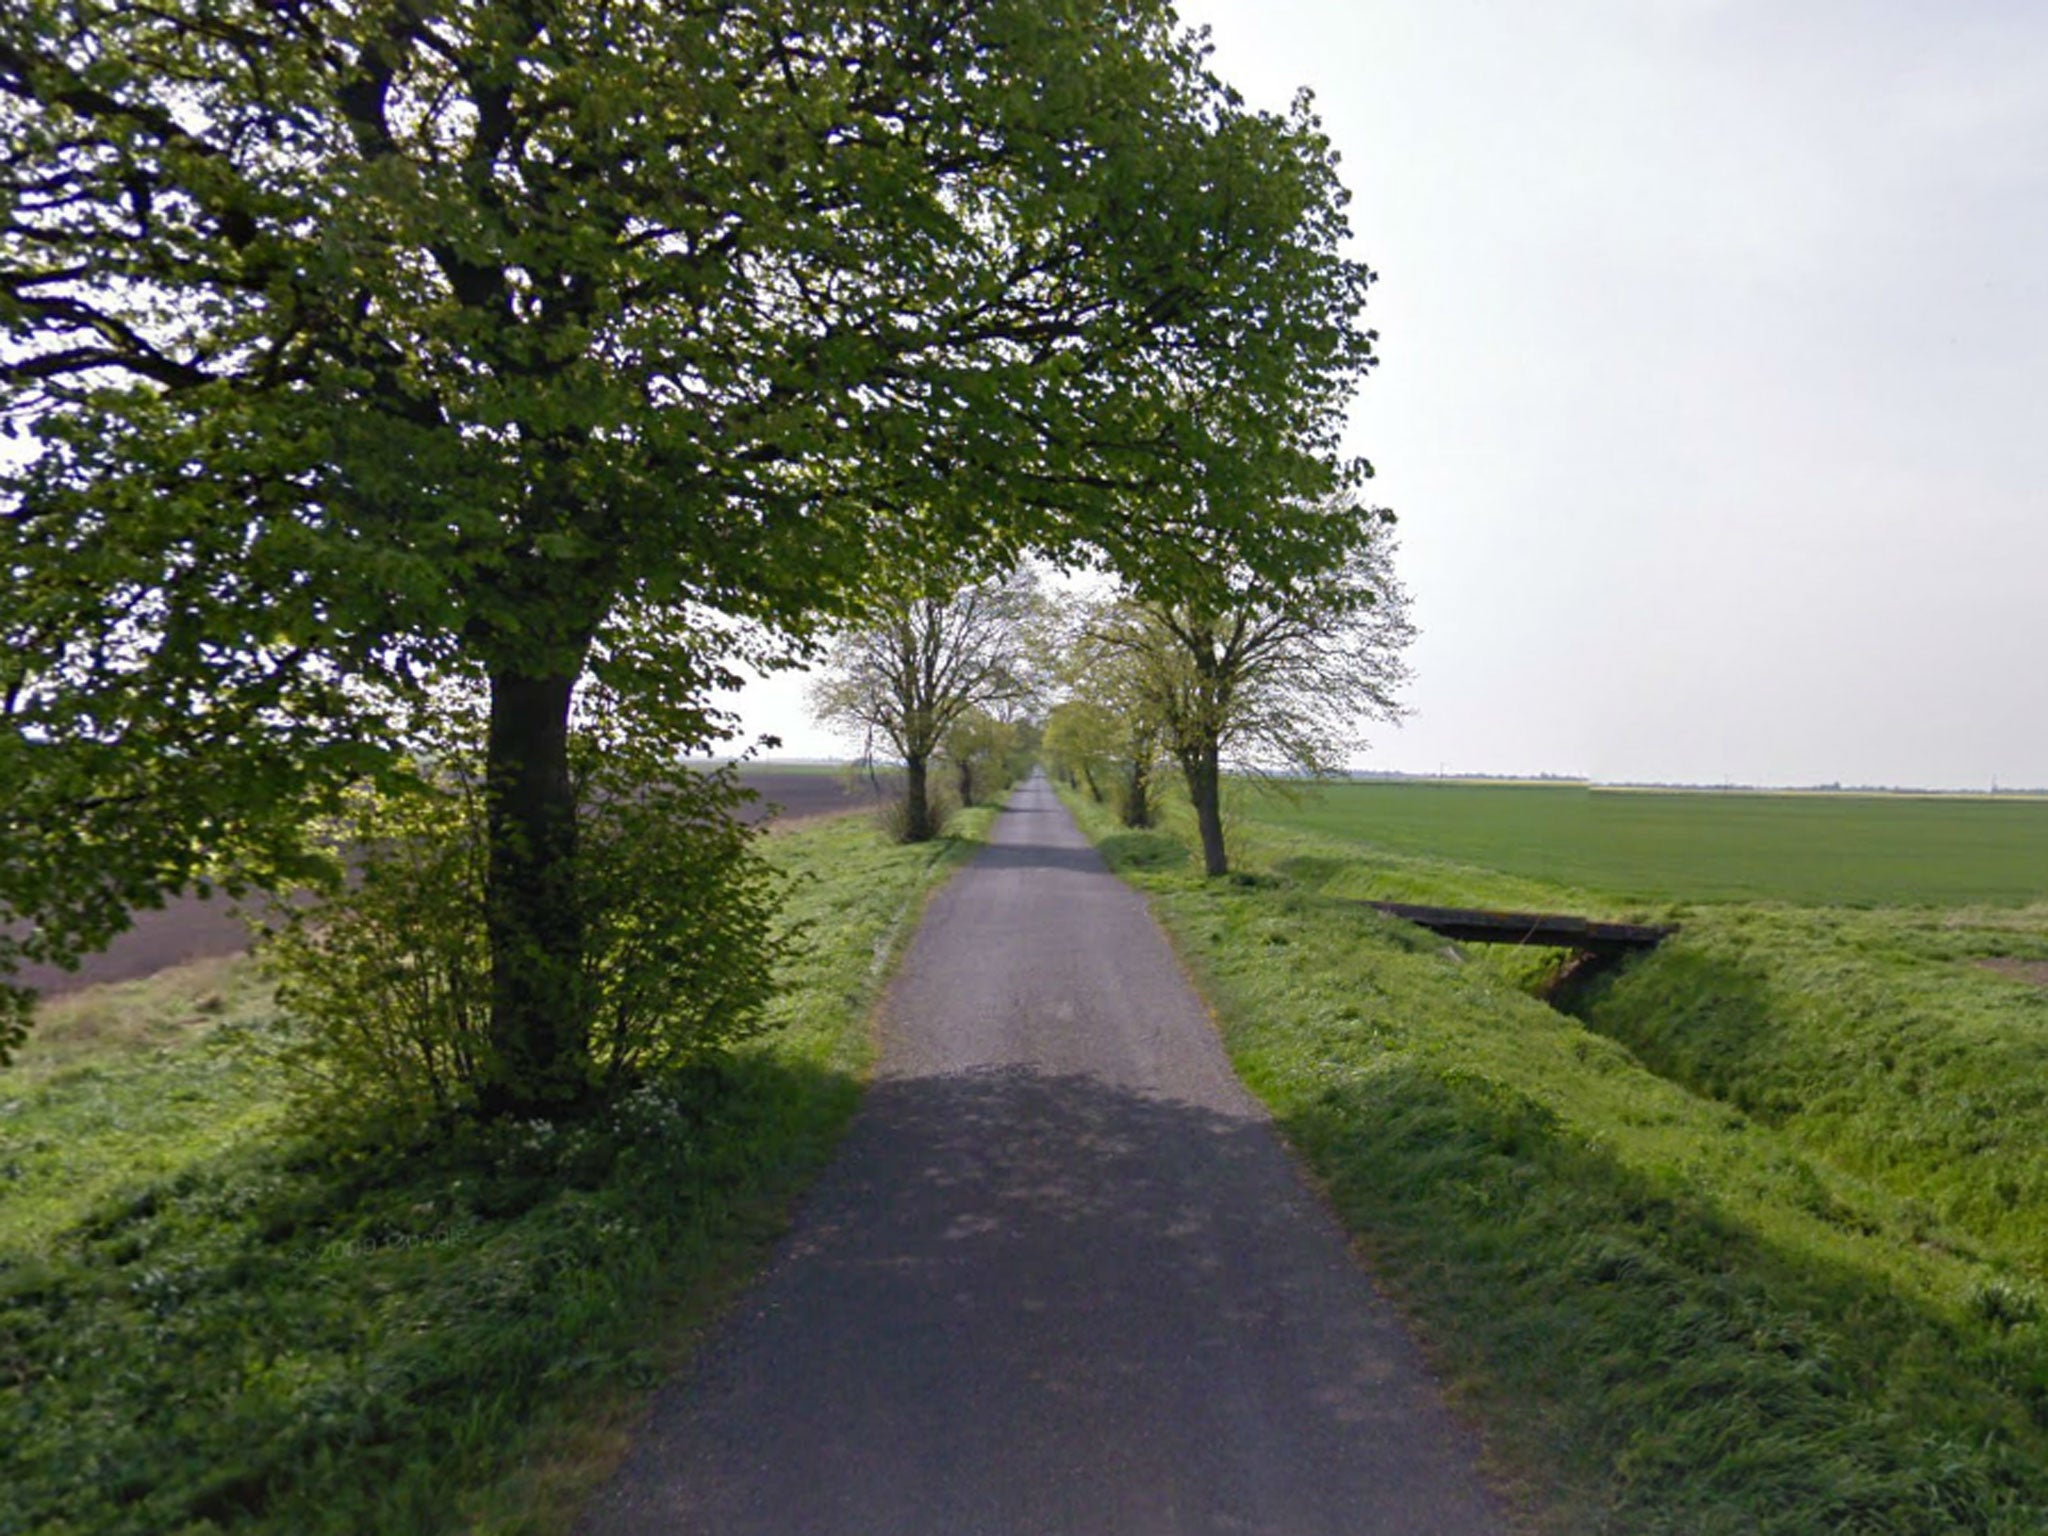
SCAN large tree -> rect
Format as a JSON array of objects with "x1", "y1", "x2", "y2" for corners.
[
  {"x1": 0, "y1": 0, "x2": 1376, "y2": 1099},
  {"x1": 809, "y1": 570, "x2": 1038, "y2": 842},
  {"x1": 1091, "y1": 503, "x2": 1413, "y2": 876}
]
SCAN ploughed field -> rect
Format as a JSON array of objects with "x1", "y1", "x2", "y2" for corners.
[
  {"x1": 13, "y1": 766, "x2": 894, "y2": 997},
  {"x1": 1059, "y1": 775, "x2": 2048, "y2": 1529}
]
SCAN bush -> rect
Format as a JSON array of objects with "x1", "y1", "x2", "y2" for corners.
[
  {"x1": 576, "y1": 757, "x2": 790, "y2": 1094},
  {"x1": 876, "y1": 779, "x2": 962, "y2": 844},
  {"x1": 263, "y1": 737, "x2": 787, "y2": 1138},
  {"x1": 262, "y1": 776, "x2": 490, "y2": 1132}
]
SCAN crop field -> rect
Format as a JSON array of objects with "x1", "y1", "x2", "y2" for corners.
[
  {"x1": 14, "y1": 766, "x2": 899, "y2": 999},
  {"x1": 1249, "y1": 779, "x2": 2048, "y2": 906}
]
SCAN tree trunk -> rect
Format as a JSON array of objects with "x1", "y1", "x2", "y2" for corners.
[
  {"x1": 1185, "y1": 741, "x2": 1227, "y2": 876},
  {"x1": 903, "y1": 753, "x2": 933, "y2": 842},
  {"x1": 1122, "y1": 756, "x2": 1151, "y2": 828},
  {"x1": 957, "y1": 758, "x2": 975, "y2": 806},
  {"x1": 481, "y1": 669, "x2": 590, "y2": 1115},
  {"x1": 1081, "y1": 764, "x2": 1101, "y2": 802}
]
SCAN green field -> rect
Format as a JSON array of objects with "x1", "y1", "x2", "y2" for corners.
[{"x1": 1250, "y1": 780, "x2": 2048, "y2": 906}]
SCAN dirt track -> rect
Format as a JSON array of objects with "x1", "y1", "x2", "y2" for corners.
[
  {"x1": 13, "y1": 769, "x2": 891, "y2": 997},
  {"x1": 576, "y1": 772, "x2": 1505, "y2": 1536}
]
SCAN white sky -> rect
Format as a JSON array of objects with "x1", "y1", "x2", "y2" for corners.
[{"x1": 728, "y1": 0, "x2": 2048, "y2": 789}]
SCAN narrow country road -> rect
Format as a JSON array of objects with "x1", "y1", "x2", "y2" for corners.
[{"x1": 578, "y1": 774, "x2": 1507, "y2": 1536}]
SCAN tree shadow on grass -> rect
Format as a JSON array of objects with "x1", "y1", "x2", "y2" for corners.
[
  {"x1": 1273, "y1": 854, "x2": 1353, "y2": 891},
  {"x1": 0, "y1": 1051, "x2": 867, "y2": 1536},
  {"x1": 1094, "y1": 829, "x2": 1191, "y2": 874}
]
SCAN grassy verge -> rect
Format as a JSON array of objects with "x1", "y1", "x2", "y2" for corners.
[
  {"x1": 1582, "y1": 905, "x2": 2048, "y2": 1276},
  {"x1": 1062, "y1": 786, "x2": 2048, "y2": 1534},
  {"x1": 0, "y1": 807, "x2": 989, "y2": 1536}
]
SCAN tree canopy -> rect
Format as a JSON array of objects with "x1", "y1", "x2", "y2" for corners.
[
  {"x1": 1083, "y1": 502, "x2": 1413, "y2": 874},
  {"x1": 809, "y1": 569, "x2": 1039, "y2": 841},
  {"x1": 1, "y1": 0, "x2": 1377, "y2": 1086}
]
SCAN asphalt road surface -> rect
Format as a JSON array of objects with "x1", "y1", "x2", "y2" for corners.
[{"x1": 579, "y1": 772, "x2": 1507, "y2": 1536}]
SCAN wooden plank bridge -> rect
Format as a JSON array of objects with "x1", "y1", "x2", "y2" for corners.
[{"x1": 1363, "y1": 902, "x2": 1674, "y2": 957}]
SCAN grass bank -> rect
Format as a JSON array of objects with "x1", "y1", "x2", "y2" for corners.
[
  {"x1": 0, "y1": 807, "x2": 988, "y2": 1536},
  {"x1": 1582, "y1": 906, "x2": 2048, "y2": 1276},
  {"x1": 1063, "y1": 786, "x2": 2048, "y2": 1533}
]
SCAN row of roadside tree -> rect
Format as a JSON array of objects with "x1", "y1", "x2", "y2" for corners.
[
  {"x1": 5, "y1": 0, "x2": 1392, "y2": 1130},
  {"x1": 807, "y1": 512, "x2": 1414, "y2": 875}
]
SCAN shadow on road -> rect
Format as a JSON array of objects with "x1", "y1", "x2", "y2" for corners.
[
  {"x1": 963, "y1": 797, "x2": 1116, "y2": 877},
  {"x1": 586, "y1": 1065, "x2": 1495, "y2": 1536}
]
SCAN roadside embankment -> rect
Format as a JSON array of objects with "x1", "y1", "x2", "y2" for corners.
[
  {"x1": 0, "y1": 807, "x2": 984, "y2": 1536},
  {"x1": 1061, "y1": 785, "x2": 2048, "y2": 1534}
]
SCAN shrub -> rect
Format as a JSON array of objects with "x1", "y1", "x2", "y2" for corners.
[
  {"x1": 876, "y1": 780, "x2": 962, "y2": 844},
  {"x1": 262, "y1": 775, "x2": 490, "y2": 1133},
  {"x1": 263, "y1": 730, "x2": 787, "y2": 1138},
  {"x1": 575, "y1": 755, "x2": 790, "y2": 1094}
]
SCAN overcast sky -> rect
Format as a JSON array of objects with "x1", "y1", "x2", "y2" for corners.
[{"x1": 733, "y1": 0, "x2": 2048, "y2": 789}]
